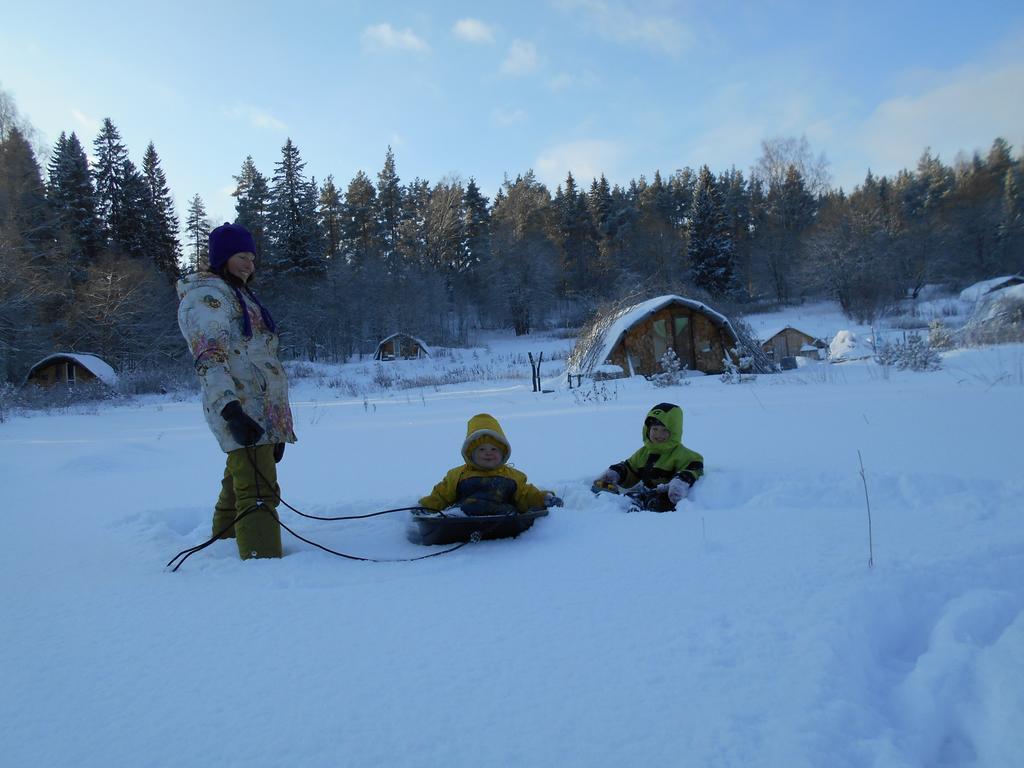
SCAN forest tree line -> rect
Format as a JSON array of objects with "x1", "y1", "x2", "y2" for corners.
[{"x1": 1, "y1": 87, "x2": 1022, "y2": 384}]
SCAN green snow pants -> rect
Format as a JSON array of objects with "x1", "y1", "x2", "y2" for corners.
[{"x1": 213, "y1": 444, "x2": 283, "y2": 560}]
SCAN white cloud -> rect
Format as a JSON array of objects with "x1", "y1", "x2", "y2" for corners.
[
  {"x1": 536, "y1": 139, "x2": 625, "y2": 187},
  {"x1": 546, "y1": 69, "x2": 601, "y2": 92},
  {"x1": 70, "y1": 109, "x2": 99, "y2": 134},
  {"x1": 501, "y1": 40, "x2": 540, "y2": 76},
  {"x1": 491, "y1": 106, "x2": 527, "y2": 125},
  {"x1": 223, "y1": 105, "x2": 288, "y2": 132},
  {"x1": 362, "y1": 23, "x2": 430, "y2": 53},
  {"x1": 857, "y1": 61, "x2": 1024, "y2": 178},
  {"x1": 557, "y1": 0, "x2": 693, "y2": 56},
  {"x1": 453, "y1": 18, "x2": 495, "y2": 44}
]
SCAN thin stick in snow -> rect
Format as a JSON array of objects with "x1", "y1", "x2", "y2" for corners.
[{"x1": 857, "y1": 449, "x2": 874, "y2": 569}]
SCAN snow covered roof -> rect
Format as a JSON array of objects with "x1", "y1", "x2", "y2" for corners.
[
  {"x1": 374, "y1": 333, "x2": 431, "y2": 357},
  {"x1": 760, "y1": 325, "x2": 826, "y2": 344},
  {"x1": 968, "y1": 283, "x2": 1024, "y2": 322},
  {"x1": 568, "y1": 295, "x2": 737, "y2": 375},
  {"x1": 958, "y1": 275, "x2": 1024, "y2": 303},
  {"x1": 25, "y1": 353, "x2": 119, "y2": 386}
]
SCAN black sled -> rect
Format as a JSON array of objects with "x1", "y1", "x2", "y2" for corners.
[{"x1": 408, "y1": 507, "x2": 549, "y2": 546}]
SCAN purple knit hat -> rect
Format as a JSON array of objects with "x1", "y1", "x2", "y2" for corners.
[{"x1": 208, "y1": 223, "x2": 256, "y2": 272}]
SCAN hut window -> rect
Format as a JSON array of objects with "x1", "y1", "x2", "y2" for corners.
[
  {"x1": 652, "y1": 318, "x2": 669, "y2": 360},
  {"x1": 673, "y1": 316, "x2": 689, "y2": 336},
  {"x1": 66, "y1": 363, "x2": 76, "y2": 383}
]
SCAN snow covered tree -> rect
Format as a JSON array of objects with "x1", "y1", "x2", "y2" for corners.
[
  {"x1": 754, "y1": 135, "x2": 831, "y2": 198},
  {"x1": 376, "y1": 146, "x2": 403, "y2": 274},
  {"x1": 687, "y1": 165, "x2": 736, "y2": 297},
  {"x1": 46, "y1": 131, "x2": 100, "y2": 273},
  {"x1": 141, "y1": 142, "x2": 180, "y2": 279},
  {"x1": 232, "y1": 156, "x2": 270, "y2": 257},
  {"x1": 554, "y1": 171, "x2": 599, "y2": 299},
  {"x1": 318, "y1": 175, "x2": 343, "y2": 260},
  {"x1": 341, "y1": 170, "x2": 380, "y2": 275},
  {"x1": 718, "y1": 167, "x2": 752, "y2": 298},
  {"x1": 761, "y1": 165, "x2": 815, "y2": 303},
  {"x1": 91, "y1": 118, "x2": 132, "y2": 252},
  {"x1": 651, "y1": 348, "x2": 686, "y2": 387},
  {"x1": 0, "y1": 124, "x2": 57, "y2": 380},
  {"x1": 456, "y1": 177, "x2": 492, "y2": 319},
  {"x1": 265, "y1": 138, "x2": 323, "y2": 275},
  {"x1": 184, "y1": 194, "x2": 210, "y2": 272},
  {"x1": 488, "y1": 171, "x2": 558, "y2": 334},
  {"x1": 1000, "y1": 157, "x2": 1024, "y2": 270}
]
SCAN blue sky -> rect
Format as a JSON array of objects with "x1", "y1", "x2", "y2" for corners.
[{"x1": 3, "y1": 0, "x2": 1023, "y2": 226}]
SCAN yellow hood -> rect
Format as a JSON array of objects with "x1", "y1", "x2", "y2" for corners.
[{"x1": 461, "y1": 413, "x2": 511, "y2": 467}]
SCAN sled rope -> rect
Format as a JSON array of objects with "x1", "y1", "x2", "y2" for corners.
[{"x1": 165, "y1": 446, "x2": 508, "y2": 571}]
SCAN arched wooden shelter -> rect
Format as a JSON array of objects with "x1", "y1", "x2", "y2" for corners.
[{"x1": 568, "y1": 295, "x2": 739, "y2": 378}]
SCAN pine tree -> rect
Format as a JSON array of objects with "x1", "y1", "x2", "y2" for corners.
[
  {"x1": 895, "y1": 149, "x2": 953, "y2": 297},
  {"x1": 232, "y1": 156, "x2": 270, "y2": 256},
  {"x1": 1000, "y1": 158, "x2": 1024, "y2": 271},
  {"x1": 376, "y1": 146, "x2": 403, "y2": 273},
  {"x1": 184, "y1": 194, "x2": 210, "y2": 272},
  {"x1": 318, "y1": 175, "x2": 343, "y2": 260},
  {"x1": 91, "y1": 118, "x2": 131, "y2": 252},
  {"x1": 488, "y1": 171, "x2": 558, "y2": 334},
  {"x1": 462, "y1": 177, "x2": 491, "y2": 272},
  {"x1": 120, "y1": 159, "x2": 148, "y2": 257},
  {"x1": 555, "y1": 171, "x2": 598, "y2": 298},
  {"x1": 141, "y1": 142, "x2": 180, "y2": 279},
  {"x1": 718, "y1": 167, "x2": 752, "y2": 297},
  {"x1": 457, "y1": 177, "x2": 492, "y2": 314},
  {"x1": 668, "y1": 168, "x2": 696, "y2": 229},
  {"x1": 0, "y1": 125, "x2": 59, "y2": 379},
  {"x1": 687, "y1": 166, "x2": 736, "y2": 297},
  {"x1": 341, "y1": 170, "x2": 380, "y2": 274},
  {"x1": 46, "y1": 131, "x2": 100, "y2": 270},
  {"x1": 762, "y1": 165, "x2": 815, "y2": 303},
  {"x1": 631, "y1": 171, "x2": 683, "y2": 286},
  {"x1": 266, "y1": 138, "x2": 322, "y2": 274}
]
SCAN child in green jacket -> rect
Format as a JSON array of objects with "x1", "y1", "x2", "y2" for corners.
[
  {"x1": 595, "y1": 402, "x2": 704, "y2": 512},
  {"x1": 420, "y1": 413, "x2": 562, "y2": 516}
]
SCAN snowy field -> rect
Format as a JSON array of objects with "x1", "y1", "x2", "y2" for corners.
[{"x1": 2, "y1": 306, "x2": 1023, "y2": 767}]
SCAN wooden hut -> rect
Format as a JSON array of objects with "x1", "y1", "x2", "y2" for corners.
[
  {"x1": 959, "y1": 274, "x2": 1024, "y2": 303},
  {"x1": 373, "y1": 333, "x2": 431, "y2": 361},
  {"x1": 761, "y1": 326, "x2": 827, "y2": 363},
  {"x1": 568, "y1": 295, "x2": 739, "y2": 378},
  {"x1": 23, "y1": 353, "x2": 118, "y2": 388}
]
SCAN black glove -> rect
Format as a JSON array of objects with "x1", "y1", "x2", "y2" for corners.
[
  {"x1": 273, "y1": 443, "x2": 285, "y2": 463},
  {"x1": 220, "y1": 401, "x2": 264, "y2": 446}
]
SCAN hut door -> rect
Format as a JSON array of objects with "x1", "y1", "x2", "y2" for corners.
[
  {"x1": 651, "y1": 318, "x2": 669, "y2": 363},
  {"x1": 672, "y1": 316, "x2": 694, "y2": 370}
]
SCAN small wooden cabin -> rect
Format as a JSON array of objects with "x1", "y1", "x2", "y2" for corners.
[
  {"x1": 23, "y1": 353, "x2": 118, "y2": 388},
  {"x1": 568, "y1": 295, "x2": 739, "y2": 378},
  {"x1": 761, "y1": 326, "x2": 827, "y2": 362},
  {"x1": 373, "y1": 333, "x2": 431, "y2": 361},
  {"x1": 959, "y1": 274, "x2": 1024, "y2": 302}
]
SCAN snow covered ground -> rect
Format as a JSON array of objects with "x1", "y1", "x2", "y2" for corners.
[{"x1": 2, "y1": 307, "x2": 1023, "y2": 767}]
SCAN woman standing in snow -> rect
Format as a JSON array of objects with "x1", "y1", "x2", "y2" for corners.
[{"x1": 177, "y1": 223, "x2": 296, "y2": 560}]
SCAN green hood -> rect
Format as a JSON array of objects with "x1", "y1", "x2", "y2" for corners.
[{"x1": 643, "y1": 402, "x2": 683, "y2": 447}]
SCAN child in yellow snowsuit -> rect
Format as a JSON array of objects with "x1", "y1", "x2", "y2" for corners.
[{"x1": 419, "y1": 413, "x2": 562, "y2": 515}]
